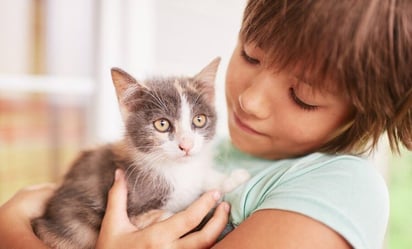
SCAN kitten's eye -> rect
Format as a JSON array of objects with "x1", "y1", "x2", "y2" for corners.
[
  {"x1": 192, "y1": 114, "x2": 207, "y2": 128},
  {"x1": 153, "y1": 118, "x2": 171, "y2": 132}
]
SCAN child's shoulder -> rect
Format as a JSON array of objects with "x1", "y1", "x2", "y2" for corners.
[
  {"x1": 262, "y1": 153, "x2": 389, "y2": 249},
  {"x1": 284, "y1": 152, "x2": 386, "y2": 184},
  {"x1": 247, "y1": 152, "x2": 389, "y2": 217},
  {"x1": 223, "y1": 149, "x2": 389, "y2": 249}
]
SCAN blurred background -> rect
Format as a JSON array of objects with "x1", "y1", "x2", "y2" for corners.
[{"x1": 0, "y1": 1, "x2": 410, "y2": 248}]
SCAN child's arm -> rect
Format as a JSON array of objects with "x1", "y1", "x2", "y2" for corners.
[
  {"x1": 0, "y1": 184, "x2": 56, "y2": 249},
  {"x1": 214, "y1": 209, "x2": 351, "y2": 249}
]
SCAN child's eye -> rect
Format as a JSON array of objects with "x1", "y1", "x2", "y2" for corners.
[
  {"x1": 289, "y1": 88, "x2": 319, "y2": 111},
  {"x1": 241, "y1": 49, "x2": 260, "y2": 65}
]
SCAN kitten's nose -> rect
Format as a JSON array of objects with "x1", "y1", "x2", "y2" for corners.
[{"x1": 179, "y1": 140, "x2": 193, "y2": 155}]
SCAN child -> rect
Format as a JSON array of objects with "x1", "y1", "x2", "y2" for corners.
[{"x1": 1, "y1": 0, "x2": 411, "y2": 248}]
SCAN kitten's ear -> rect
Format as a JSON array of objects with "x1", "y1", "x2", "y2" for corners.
[
  {"x1": 111, "y1": 67, "x2": 146, "y2": 118},
  {"x1": 194, "y1": 57, "x2": 221, "y2": 84},
  {"x1": 111, "y1": 67, "x2": 148, "y2": 99},
  {"x1": 111, "y1": 67, "x2": 138, "y2": 101},
  {"x1": 193, "y1": 57, "x2": 221, "y2": 103}
]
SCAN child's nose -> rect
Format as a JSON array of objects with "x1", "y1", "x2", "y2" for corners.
[{"x1": 238, "y1": 84, "x2": 271, "y2": 119}]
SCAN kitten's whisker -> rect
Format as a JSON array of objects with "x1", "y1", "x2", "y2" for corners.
[
  {"x1": 124, "y1": 88, "x2": 165, "y2": 111},
  {"x1": 145, "y1": 98, "x2": 165, "y2": 110},
  {"x1": 124, "y1": 163, "x2": 142, "y2": 195},
  {"x1": 147, "y1": 90, "x2": 169, "y2": 113},
  {"x1": 124, "y1": 164, "x2": 137, "y2": 182},
  {"x1": 193, "y1": 92, "x2": 202, "y2": 106},
  {"x1": 152, "y1": 89, "x2": 170, "y2": 112},
  {"x1": 123, "y1": 98, "x2": 141, "y2": 107},
  {"x1": 142, "y1": 153, "x2": 168, "y2": 167}
]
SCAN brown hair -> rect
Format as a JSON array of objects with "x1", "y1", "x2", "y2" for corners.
[{"x1": 240, "y1": 0, "x2": 412, "y2": 155}]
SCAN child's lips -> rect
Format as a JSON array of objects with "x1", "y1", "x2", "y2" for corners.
[{"x1": 233, "y1": 113, "x2": 265, "y2": 136}]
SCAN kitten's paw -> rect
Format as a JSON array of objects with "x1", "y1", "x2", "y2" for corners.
[
  {"x1": 231, "y1": 169, "x2": 251, "y2": 183},
  {"x1": 222, "y1": 169, "x2": 250, "y2": 193},
  {"x1": 130, "y1": 209, "x2": 174, "y2": 229}
]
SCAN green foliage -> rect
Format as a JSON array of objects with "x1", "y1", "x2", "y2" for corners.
[{"x1": 388, "y1": 151, "x2": 412, "y2": 249}]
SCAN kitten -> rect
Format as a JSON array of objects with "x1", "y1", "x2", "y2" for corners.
[{"x1": 32, "y1": 57, "x2": 249, "y2": 249}]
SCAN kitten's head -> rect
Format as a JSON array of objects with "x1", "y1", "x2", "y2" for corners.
[{"x1": 111, "y1": 57, "x2": 220, "y2": 163}]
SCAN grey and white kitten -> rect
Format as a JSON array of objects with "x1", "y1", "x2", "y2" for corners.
[{"x1": 32, "y1": 57, "x2": 249, "y2": 249}]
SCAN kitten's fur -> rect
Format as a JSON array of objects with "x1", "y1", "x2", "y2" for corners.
[{"x1": 32, "y1": 57, "x2": 249, "y2": 249}]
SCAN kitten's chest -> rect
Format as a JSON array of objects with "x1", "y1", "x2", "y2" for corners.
[{"x1": 160, "y1": 157, "x2": 213, "y2": 212}]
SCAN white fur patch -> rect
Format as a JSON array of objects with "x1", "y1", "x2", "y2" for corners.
[{"x1": 160, "y1": 150, "x2": 214, "y2": 212}]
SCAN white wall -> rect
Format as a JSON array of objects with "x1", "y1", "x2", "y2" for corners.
[
  {"x1": 0, "y1": 0, "x2": 33, "y2": 74},
  {"x1": 45, "y1": 0, "x2": 96, "y2": 76}
]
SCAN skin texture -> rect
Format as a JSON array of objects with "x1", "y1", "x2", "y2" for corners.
[{"x1": 214, "y1": 210, "x2": 351, "y2": 249}]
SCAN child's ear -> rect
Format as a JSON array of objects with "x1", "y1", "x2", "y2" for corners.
[
  {"x1": 111, "y1": 67, "x2": 146, "y2": 120},
  {"x1": 193, "y1": 57, "x2": 221, "y2": 104}
]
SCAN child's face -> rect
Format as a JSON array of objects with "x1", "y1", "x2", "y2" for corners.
[{"x1": 225, "y1": 41, "x2": 354, "y2": 159}]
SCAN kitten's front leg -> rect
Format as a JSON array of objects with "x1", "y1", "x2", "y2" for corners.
[{"x1": 221, "y1": 169, "x2": 250, "y2": 193}]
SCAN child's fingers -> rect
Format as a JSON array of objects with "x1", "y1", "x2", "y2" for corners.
[
  {"x1": 101, "y1": 169, "x2": 134, "y2": 232},
  {"x1": 177, "y1": 202, "x2": 230, "y2": 249},
  {"x1": 3, "y1": 183, "x2": 57, "y2": 219},
  {"x1": 154, "y1": 190, "x2": 223, "y2": 239},
  {"x1": 24, "y1": 183, "x2": 57, "y2": 218},
  {"x1": 97, "y1": 169, "x2": 137, "y2": 249},
  {"x1": 0, "y1": 184, "x2": 55, "y2": 249}
]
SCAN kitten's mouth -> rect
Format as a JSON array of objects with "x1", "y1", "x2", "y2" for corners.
[
  {"x1": 177, "y1": 154, "x2": 192, "y2": 162},
  {"x1": 180, "y1": 150, "x2": 191, "y2": 157}
]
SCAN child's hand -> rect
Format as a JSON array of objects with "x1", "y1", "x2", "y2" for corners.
[
  {"x1": 0, "y1": 183, "x2": 56, "y2": 249},
  {"x1": 96, "y1": 169, "x2": 230, "y2": 249},
  {"x1": 0, "y1": 183, "x2": 56, "y2": 220}
]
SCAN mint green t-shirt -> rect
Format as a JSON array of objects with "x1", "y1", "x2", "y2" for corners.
[{"x1": 214, "y1": 140, "x2": 389, "y2": 249}]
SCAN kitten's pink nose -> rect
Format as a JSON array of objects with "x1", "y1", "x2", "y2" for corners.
[{"x1": 179, "y1": 140, "x2": 193, "y2": 155}]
